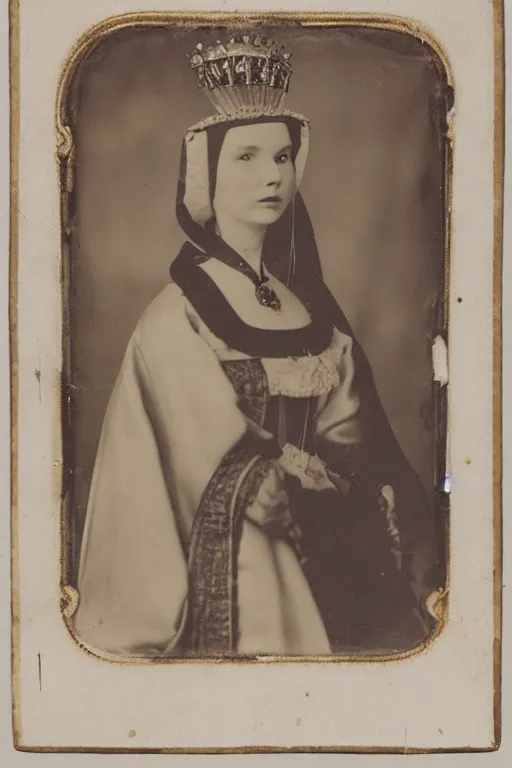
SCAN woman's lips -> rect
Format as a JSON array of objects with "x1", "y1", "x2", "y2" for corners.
[{"x1": 258, "y1": 195, "x2": 282, "y2": 204}]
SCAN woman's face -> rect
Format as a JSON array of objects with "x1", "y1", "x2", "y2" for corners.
[{"x1": 213, "y1": 121, "x2": 296, "y2": 227}]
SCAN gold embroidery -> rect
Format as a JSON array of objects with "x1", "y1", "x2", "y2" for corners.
[
  {"x1": 184, "y1": 439, "x2": 275, "y2": 654},
  {"x1": 222, "y1": 359, "x2": 268, "y2": 427}
]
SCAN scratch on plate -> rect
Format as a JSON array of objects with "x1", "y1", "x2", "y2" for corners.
[
  {"x1": 35, "y1": 363, "x2": 41, "y2": 401},
  {"x1": 432, "y1": 336, "x2": 449, "y2": 385}
]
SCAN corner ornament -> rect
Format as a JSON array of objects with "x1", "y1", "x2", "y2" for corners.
[
  {"x1": 56, "y1": 124, "x2": 73, "y2": 158},
  {"x1": 56, "y1": 124, "x2": 75, "y2": 193},
  {"x1": 60, "y1": 583, "x2": 79, "y2": 623}
]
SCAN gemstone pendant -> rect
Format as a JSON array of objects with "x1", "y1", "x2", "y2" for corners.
[{"x1": 255, "y1": 281, "x2": 281, "y2": 312}]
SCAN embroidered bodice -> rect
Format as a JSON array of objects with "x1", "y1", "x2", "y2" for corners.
[
  {"x1": 216, "y1": 334, "x2": 347, "y2": 494},
  {"x1": 169, "y1": 242, "x2": 438, "y2": 564}
]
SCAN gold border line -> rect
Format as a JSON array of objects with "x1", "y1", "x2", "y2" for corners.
[{"x1": 56, "y1": 9, "x2": 451, "y2": 669}]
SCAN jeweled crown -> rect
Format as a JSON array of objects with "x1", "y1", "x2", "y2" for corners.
[{"x1": 189, "y1": 34, "x2": 293, "y2": 116}]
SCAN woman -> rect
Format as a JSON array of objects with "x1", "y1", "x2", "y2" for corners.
[{"x1": 71, "y1": 35, "x2": 443, "y2": 658}]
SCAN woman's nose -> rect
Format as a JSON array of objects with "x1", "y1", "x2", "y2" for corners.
[{"x1": 261, "y1": 159, "x2": 282, "y2": 186}]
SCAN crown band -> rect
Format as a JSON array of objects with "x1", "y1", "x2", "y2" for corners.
[
  {"x1": 190, "y1": 35, "x2": 293, "y2": 117},
  {"x1": 185, "y1": 108, "x2": 310, "y2": 135}
]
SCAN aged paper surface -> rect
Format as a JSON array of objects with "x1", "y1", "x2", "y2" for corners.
[{"x1": 9, "y1": 0, "x2": 502, "y2": 753}]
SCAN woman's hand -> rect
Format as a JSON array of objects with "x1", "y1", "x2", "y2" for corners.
[{"x1": 245, "y1": 463, "x2": 296, "y2": 540}]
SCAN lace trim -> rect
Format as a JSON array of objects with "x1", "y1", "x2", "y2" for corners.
[
  {"x1": 263, "y1": 349, "x2": 340, "y2": 398},
  {"x1": 279, "y1": 443, "x2": 338, "y2": 492}
]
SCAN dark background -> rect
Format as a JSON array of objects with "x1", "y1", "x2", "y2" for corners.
[{"x1": 65, "y1": 25, "x2": 447, "y2": 578}]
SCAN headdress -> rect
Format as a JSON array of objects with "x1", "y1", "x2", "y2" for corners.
[
  {"x1": 178, "y1": 34, "x2": 311, "y2": 232},
  {"x1": 175, "y1": 32, "x2": 323, "y2": 316},
  {"x1": 189, "y1": 35, "x2": 293, "y2": 120}
]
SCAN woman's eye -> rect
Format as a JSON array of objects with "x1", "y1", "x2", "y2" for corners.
[
  {"x1": 238, "y1": 153, "x2": 253, "y2": 162},
  {"x1": 277, "y1": 153, "x2": 291, "y2": 164}
]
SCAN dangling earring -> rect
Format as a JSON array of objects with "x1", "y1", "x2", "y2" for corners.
[{"x1": 286, "y1": 193, "x2": 297, "y2": 287}]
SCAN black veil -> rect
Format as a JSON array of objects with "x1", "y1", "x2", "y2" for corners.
[{"x1": 173, "y1": 117, "x2": 445, "y2": 644}]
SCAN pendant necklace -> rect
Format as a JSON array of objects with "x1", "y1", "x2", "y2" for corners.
[
  {"x1": 227, "y1": 255, "x2": 281, "y2": 313},
  {"x1": 253, "y1": 264, "x2": 282, "y2": 312},
  {"x1": 210, "y1": 229, "x2": 282, "y2": 312}
]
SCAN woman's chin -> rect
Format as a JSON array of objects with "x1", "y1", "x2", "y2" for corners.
[{"x1": 248, "y1": 207, "x2": 286, "y2": 225}]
